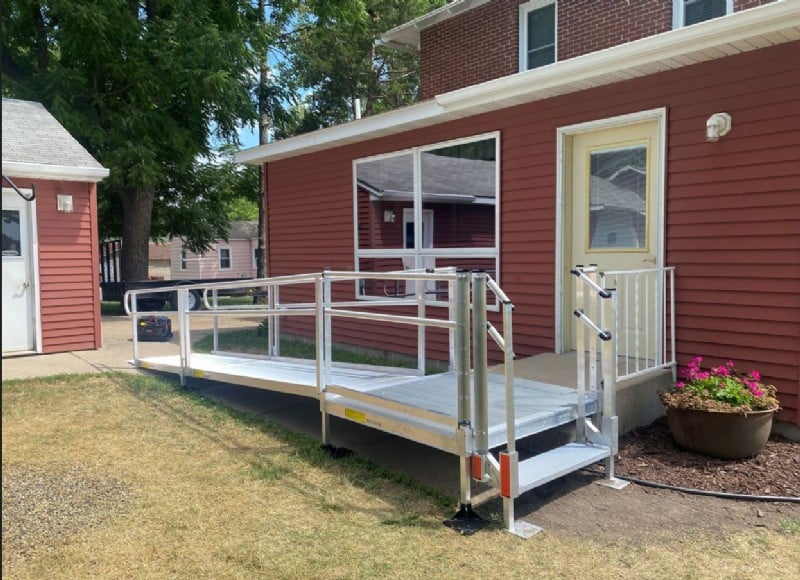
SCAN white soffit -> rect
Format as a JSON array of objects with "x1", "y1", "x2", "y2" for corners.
[{"x1": 236, "y1": 1, "x2": 800, "y2": 166}]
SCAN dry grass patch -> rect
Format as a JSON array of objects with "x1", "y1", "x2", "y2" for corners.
[{"x1": 3, "y1": 373, "x2": 799, "y2": 579}]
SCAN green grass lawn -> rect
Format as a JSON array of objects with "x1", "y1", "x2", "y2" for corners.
[
  {"x1": 193, "y1": 327, "x2": 421, "y2": 370},
  {"x1": 3, "y1": 373, "x2": 798, "y2": 578}
]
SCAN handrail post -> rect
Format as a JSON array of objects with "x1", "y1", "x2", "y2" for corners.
[
  {"x1": 178, "y1": 289, "x2": 190, "y2": 387},
  {"x1": 130, "y1": 294, "x2": 139, "y2": 363},
  {"x1": 587, "y1": 266, "x2": 599, "y2": 392},
  {"x1": 457, "y1": 273, "x2": 472, "y2": 507},
  {"x1": 417, "y1": 273, "x2": 426, "y2": 375},
  {"x1": 574, "y1": 268, "x2": 587, "y2": 443},
  {"x1": 316, "y1": 274, "x2": 329, "y2": 446},
  {"x1": 444, "y1": 271, "x2": 489, "y2": 535},
  {"x1": 212, "y1": 288, "x2": 219, "y2": 353},
  {"x1": 472, "y1": 272, "x2": 489, "y2": 459}
]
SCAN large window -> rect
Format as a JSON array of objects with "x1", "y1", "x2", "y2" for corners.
[
  {"x1": 673, "y1": 0, "x2": 731, "y2": 28},
  {"x1": 354, "y1": 133, "x2": 499, "y2": 304},
  {"x1": 519, "y1": 0, "x2": 556, "y2": 72}
]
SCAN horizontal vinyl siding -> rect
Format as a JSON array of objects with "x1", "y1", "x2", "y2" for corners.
[
  {"x1": 267, "y1": 42, "x2": 800, "y2": 423},
  {"x1": 34, "y1": 179, "x2": 101, "y2": 352}
]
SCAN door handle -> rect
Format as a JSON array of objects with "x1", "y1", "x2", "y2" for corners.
[
  {"x1": 642, "y1": 257, "x2": 656, "y2": 264},
  {"x1": 18, "y1": 282, "x2": 30, "y2": 292}
]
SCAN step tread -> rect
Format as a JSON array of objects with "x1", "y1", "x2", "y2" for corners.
[{"x1": 517, "y1": 442, "x2": 611, "y2": 494}]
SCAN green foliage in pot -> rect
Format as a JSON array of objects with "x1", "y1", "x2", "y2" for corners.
[{"x1": 660, "y1": 356, "x2": 780, "y2": 413}]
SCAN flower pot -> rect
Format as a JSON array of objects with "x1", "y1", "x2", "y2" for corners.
[{"x1": 665, "y1": 407, "x2": 776, "y2": 459}]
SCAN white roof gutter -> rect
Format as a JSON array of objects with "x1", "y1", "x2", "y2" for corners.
[
  {"x1": 376, "y1": 0, "x2": 491, "y2": 53},
  {"x1": 235, "y1": 1, "x2": 800, "y2": 166},
  {"x1": 2, "y1": 161, "x2": 110, "y2": 183}
]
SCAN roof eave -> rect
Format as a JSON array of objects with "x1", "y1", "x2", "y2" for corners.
[
  {"x1": 377, "y1": 0, "x2": 491, "y2": 52},
  {"x1": 237, "y1": 1, "x2": 800, "y2": 166},
  {"x1": 2, "y1": 161, "x2": 110, "y2": 183}
]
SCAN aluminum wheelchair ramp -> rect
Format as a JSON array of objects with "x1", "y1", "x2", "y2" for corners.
[
  {"x1": 125, "y1": 268, "x2": 630, "y2": 537},
  {"x1": 134, "y1": 353, "x2": 421, "y2": 399},
  {"x1": 325, "y1": 371, "x2": 599, "y2": 455}
]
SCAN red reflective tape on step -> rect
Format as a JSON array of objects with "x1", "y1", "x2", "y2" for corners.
[
  {"x1": 471, "y1": 455, "x2": 482, "y2": 480},
  {"x1": 500, "y1": 452, "x2": 511, "y2": 498}
]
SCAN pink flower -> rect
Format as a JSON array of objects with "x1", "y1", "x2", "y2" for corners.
[
  {"x1": 749, "y1": 370, "x2": 761, "y2": 381},
  {"x1": 675, "y1": 382, "x2": 686, "y2": 389},
  {"x1": 712, "y1": 365, "x2": 730, "y2": 376}
]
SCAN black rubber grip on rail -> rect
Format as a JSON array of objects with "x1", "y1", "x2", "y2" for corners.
[
  {"x1": 573, "y1": 309, "x2": 583, "y2": 317},
  {"x1": 599, "y1": 331, "x2": 612, "y2": 341},
  {"x1": 599, "y1": 289, "x2": 612, "y2": 299}
]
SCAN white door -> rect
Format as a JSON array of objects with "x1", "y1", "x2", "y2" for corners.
[
  {"x1": 402, "y1": 208, "x2": 435, "y2": 296},
  {"x1": 2, "y1": 189, "x2": 36, "y2": 353},
  {"x1": 565, "y1": 119, "x2": 661, "y2": 356}
]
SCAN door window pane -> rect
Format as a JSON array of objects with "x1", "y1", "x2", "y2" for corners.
[
  {"x1": 2, "y1": 210, "x2": 21, "y2": 256},
  {"x1": 587, "y1": 144, "x2": 648, "y2": 251}
]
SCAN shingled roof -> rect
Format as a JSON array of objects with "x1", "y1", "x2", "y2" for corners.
[{"x1": 1, "y1": 98, "x2": 109, "y2": 182}]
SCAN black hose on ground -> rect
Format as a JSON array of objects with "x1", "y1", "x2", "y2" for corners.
[{"x1": 582, "y1": 468, "x2": 800, "y2": 503}]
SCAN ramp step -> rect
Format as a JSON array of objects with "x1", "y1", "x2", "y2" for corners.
[{"x1": 517, "y1": 442, "x2": 611, "y2": 495}]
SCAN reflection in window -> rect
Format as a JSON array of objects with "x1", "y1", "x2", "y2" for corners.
[
  {"x1": 2, "y1": 210, "x2": 21, "y2": 256},
  {"x1": 588, "y1": 144, "x2": 647, "y2": 251},
  {"x1": 354, "y1": 135, "x2": 499, "y2": 301}
]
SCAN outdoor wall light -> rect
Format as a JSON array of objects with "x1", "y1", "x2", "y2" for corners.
[
  {"x1": 56, "y1": 194, "x2": 74, "y2": 212},
  {"x1": 383, "y1": 210, "x2": 396, "y2": 223},
  {"x1": 706, "y1": 112, "x2": 732, "y2": 143}
]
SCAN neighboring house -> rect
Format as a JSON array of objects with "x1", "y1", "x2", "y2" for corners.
[
  {"x1": 235, "y1": 1, "x2": 800, "y2": 429},
  {"x1": 2, "y1": 98, "x2": 109, "y2": 355},
  {"x1": 170, "y1": 220, "x2": 258, "y2": 280},
  {"x1": 148, "y1": 242, "x2": 171, "y2": 280}
]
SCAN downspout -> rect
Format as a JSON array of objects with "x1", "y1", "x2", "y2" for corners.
[{"x1": 2, "y1": 174, "x2": 36, "y2": 201}]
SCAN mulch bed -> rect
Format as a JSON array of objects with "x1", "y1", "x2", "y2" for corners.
[{"x1": 614, "y1": 417, "x2": 800, "y2": 498}]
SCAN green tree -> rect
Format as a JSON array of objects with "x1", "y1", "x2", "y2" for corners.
[
  {"x1": 3, "y1": 0, "x2": 266, "y2": 280},
  {"x1": 278, "y1": 0, "x2": 445, "y2": 135}
]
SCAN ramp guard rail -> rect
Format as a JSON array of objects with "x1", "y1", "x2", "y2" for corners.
[{"x1": 126, "y1": 266, "x2": 661, "y2": 536}]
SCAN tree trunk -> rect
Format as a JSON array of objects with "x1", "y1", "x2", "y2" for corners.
[{"x1": 119, "y1": 186, "x2": 155, "y2": 281}]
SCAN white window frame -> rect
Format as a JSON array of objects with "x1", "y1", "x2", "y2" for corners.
[
  {"x1": 519, "y1": 0, "x2": 557, "y2": 73},
  {"x1": 218, "y1": 246, "x2": 232, "y2": 270},
  {"x1": 180, "y1": 249, "x2": 188, "y2": 271},
  {"x1": 672, "y1": 0, "x2": 732, "y2": 29},
  {"x1": 352, "y1": 131, "x2": 500, "y2": 307}
]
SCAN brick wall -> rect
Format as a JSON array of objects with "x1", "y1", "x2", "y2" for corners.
[{"x1": 419, "y1": 0, "x2": 776, "y2": 99}]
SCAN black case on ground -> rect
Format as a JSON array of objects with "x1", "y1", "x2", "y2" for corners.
[{"x1": 137, "y1": 316, "x2": 173, "y2": 342}]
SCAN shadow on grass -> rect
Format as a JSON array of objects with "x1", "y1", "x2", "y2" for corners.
[{"x1": 120, "y1": 372, "x2": 458, "y2": 529}]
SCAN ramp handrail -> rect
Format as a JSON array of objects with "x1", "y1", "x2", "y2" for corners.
[
  {"x1": 571, "y1": 265, "x2": 615, "y2": 449},
  {"x1": 470, "y1": 271, "x2": 519, "y2": 531},
  {"x1": 601, "y1": 267, "x2": 676, "y2": 382}
]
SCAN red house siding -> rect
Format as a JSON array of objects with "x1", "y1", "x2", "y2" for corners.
[
  {"x1": 35, "y1": 179, "x2": 102, "y2": 352},
  {"x1": 266, "y1": 42, "x2": 800, "y2": 424},
  {"x1": 419, "y1": 0, "x2": 777, "y2": 99}
]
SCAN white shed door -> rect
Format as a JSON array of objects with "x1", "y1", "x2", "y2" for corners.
[{"x1": 2, "y1": 189, "x2": 36, "y2": 353}]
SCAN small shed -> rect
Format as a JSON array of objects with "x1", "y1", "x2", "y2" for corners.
[{"x1": 2, "y1": 98, "x2": 109, "y2": 355}]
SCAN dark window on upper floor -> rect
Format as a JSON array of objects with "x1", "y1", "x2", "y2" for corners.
[
  {"x1": 519, "y1": 1, "x2": 556, "y2": 72},
  {"x1": 674, "y1": 0, "x2": 731, "y2": 28}
]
